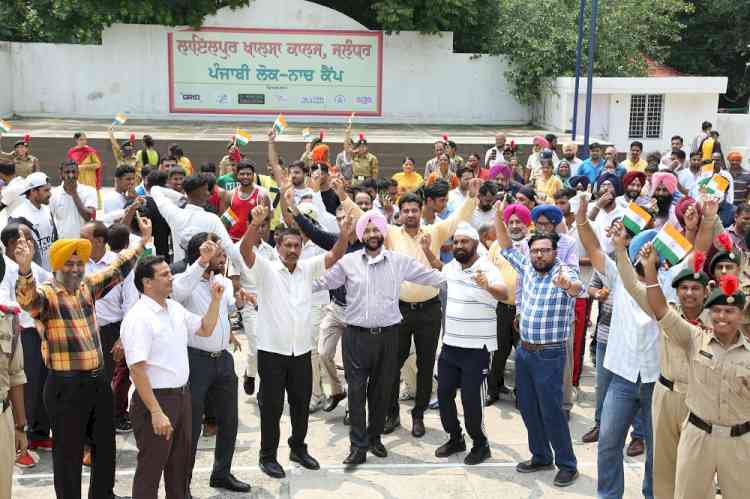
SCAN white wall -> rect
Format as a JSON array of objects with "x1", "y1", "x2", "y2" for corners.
[
  {"x1": 0, "y1": 42, "x2": 12, "y2": 117},
  {"x1": 2, "y1": 0, "x2": 528, "y2": 124},
  {"x1": 716, "y1": 113, "x2": 750, "y2": 158}
]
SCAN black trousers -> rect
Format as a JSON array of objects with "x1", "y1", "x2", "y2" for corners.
[
  {"x1": 21, "y1": 327, "x2": 50, "y2": 440},
  {"x1": 43, "y1": 371, "x2": 115, "y2": 499},
  {"x1": 343, "y1": 325, "x2": 400, "y2": 450},
  {"x1": 389, "y1": 299, "x2": 442, "y2": 420},
  {"x1": 257, "y1": 350, "x2": 312, "y2": 461},
  {"x1": 99, "y1": 322, "x2": 121, "y2": 383},
  {"x1": 437, "y1": 344, "x2": 491, "y2": 448},
  {"x1": 187, "y1": 348, "x2": 238, "y2": 479},
  {"x1": 487, "y1": 302, "x2": 517, "y2": 396}
]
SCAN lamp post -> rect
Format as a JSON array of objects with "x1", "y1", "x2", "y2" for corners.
[{"x1": 581, "y1": 0, "x2": 599, "y2": 159}]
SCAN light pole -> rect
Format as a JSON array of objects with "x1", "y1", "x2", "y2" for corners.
[
  {"x1": 582, "y1": 0, "x2": 598, "y2": 159},
  {"x1": 571, "y1": 0, "x2": 586, "y2": 142}
]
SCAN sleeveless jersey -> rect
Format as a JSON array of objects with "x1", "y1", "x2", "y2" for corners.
[{"x1": 228, "y1": 186, "x2": 262, "y2": 241}]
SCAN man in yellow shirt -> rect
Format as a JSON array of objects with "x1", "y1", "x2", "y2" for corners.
[{"x1": 620, "y1": 141, "x2": 647, "y2": 172}]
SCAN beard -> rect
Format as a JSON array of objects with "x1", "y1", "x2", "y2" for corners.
[
  {"x1": 453, "y1": 248, "x2": 475, "y2": 263},
  {"x1": 509, "y1": 229, "x2": 526, "y2": 241},
  {"x1": 366, "y1": 235, "x2": 384, "y2": 251},
  {"x1": 626, "y1": 189, "x2": 640, "y2": 200},
  {"x1": 479, "y1": 203, "x2": 493, "y2": 212},
  {"x1": 531, "y1": 259, "x2": 555, "y2": 273},
  {"x1": 56, "y1": 271, "x2": 83, "y2": 291},
  {"x1": 655, "y1": 194, "x2": 672, "y2": 216}
]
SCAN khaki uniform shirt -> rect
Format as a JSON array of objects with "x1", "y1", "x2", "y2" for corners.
[
  {"x1": 659, "y1": 308, "x2": 750, "y2": 426},
  {"x1": 0, "y1": 152, "x2": 37, "y2": 178},
  {"x1": 0, "y1": 314, "x2": 25, "y2": 402},
  {"x1": 616, "y1": 250, "x2": 709, "y2": 391},
  {"x1": 351, "y1": 153, "x2": 379, "y2": 182}
]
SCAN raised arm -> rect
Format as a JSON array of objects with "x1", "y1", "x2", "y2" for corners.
[
  {"x1": 171, "y1": 240, "x2": 218, "y2": 302},
  {"x1": 108, "y1": 127, "x2": 124, "y2": 163},
  {"x1": 433, "y1": 178, "x2": 481, "y2": 245},
  {"x1": 267, "y1": 129, "x2": 286, "y2": 187},
  {"x1": 694, "y1": 195, "x2": 723, "y2": 255},
  {"x1": 575, "y1": 193, "x2": 607, "y2": 274},
  {"x1": 239, "y1": 205, "x2": 267, "y2": 269},
  {"x1": 14, "y1": 237, "x2": 48, "y2": 317},
  {"x1": 641, "y1": 242, "x2": 669, "y2": 320},
  {"x1": 196, "y1": 279, "x2": 223, "y2": 337},
  {"x1": 324, "y1": 213, "x2": 354, "y2": 269},
  {"x1": 419, "y1": 233, "x2": 443, "y2": 270},
  {"x1": 611, "y1": 221, "x2": 653, "y2": 317},
  {"x1": 494, "y1": 201, "x2": 512, "y2": 250}
]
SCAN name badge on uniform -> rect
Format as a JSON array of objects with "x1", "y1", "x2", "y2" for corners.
[{"x1": 699, "y1": 350, "x2": 714, "y2": 360}]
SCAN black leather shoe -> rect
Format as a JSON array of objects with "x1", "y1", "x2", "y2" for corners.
[
  {"x1": 383, "y1": 415, "x2": 400, "y2": 434},
  {"x1": 435, "y1": 436, "x2": 466, "y2": 458},
  {"x1": 484, "y1": 394, "x2": 500, "y2": 407},
  {"x1": 323, "y1": 392, "x2": 347, "y2": 412},
  {"x1": 290, "y1": 448, "x2": 320, "y2": 470},
  {"x1": 516, "y1": 459, "x2": 555, "y2": 474},
  {"x1": 259, "y1": 460, "x2": 286, "y2": 479},
  {"x1": 343, "y1": 448, "x2": 367, "y2": 468},
  {"x1": 553, "y1": 468, "x2": 580, "y2": 487},
  {"x1": 411, "y1": 417, "x2": 425, "y2": 438},
  {"x1": 464, "y1": 445, "x2": 491, "y2": 465},
  {"x1": 210, "y1": 473, "x2": 251, "y2": 492},
  {"x1": 369, "y1": 439, "x2": 387, "y2": 458},
  {"x1": 243, "y1": 375, "x2": 255, "y2": 396}
]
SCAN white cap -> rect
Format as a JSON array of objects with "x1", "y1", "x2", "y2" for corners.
[
  {"x1": 1, "y1": 176, "x2": 29, "y2": 209},
  {"x1": 24, "y1": 172, "x2": 49, "y2": 192},
  {"x1": 454, "y1": 222, "x2": 479, "y2": 241},
  {"x1": 298, "y1": 202, "x2": 319, "y2": 223}
]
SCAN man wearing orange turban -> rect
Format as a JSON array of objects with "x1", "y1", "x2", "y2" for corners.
[{"x1": 727, "y1": 151, "x2": 750, "y2": 206}]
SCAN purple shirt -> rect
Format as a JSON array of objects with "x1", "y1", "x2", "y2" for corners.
[{"x1": 313, "y1": 249, "x2": 445, "y2": 328}]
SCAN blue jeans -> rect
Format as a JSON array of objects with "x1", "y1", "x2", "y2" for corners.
[
  {"x1": 595, "y1": 342, "x2": 644, "y2": 438},
  {"x1": 516, "y1": 344, "x2": 577, "y2": 472},
  {"x1": 597, "y1": 373, "x2": 654, "y2": 499}
]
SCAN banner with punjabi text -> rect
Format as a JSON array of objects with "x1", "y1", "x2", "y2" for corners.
[{"x1": 168, "y1": 28, "x2": 382, "y2": 116}]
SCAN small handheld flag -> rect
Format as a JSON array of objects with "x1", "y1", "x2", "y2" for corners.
[
  {"x1": 112, "y1": 113, "x2": 128, "y2": 126},
  {"x1": 273, "y1": 114, "x2": 288, "y2": 135},
  {"x1": 302, "y1": 128, "x2": 312, "y2": 141},
  {"x1": 653, "y1": 223, "x2": 693, "y2": 265},
  {"x1": 234, "y1": 129, "x2": 252, "y2": 145},
  {"x1": 221, "y1": 207, "x2": 240, "y2": 227},
  {"x1": 698, "y1": 174, "x2": 729, "y2": 196},
  {"x1": 622, "y1": 202, "x2": 652, "y2": 235},
  {"x1": 0, "y1": 120, "x2": 11, "y2": 134}
]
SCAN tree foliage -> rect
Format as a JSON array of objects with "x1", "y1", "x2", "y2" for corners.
[
  {"x1": 665, "y1": 0, "x2": 750, "y2": 108},
  {"x1": 0, "y1": 0, "x2": 251, "y2": 44},
  {"x1": 486, "y1": 0, "x2": 691, "y2": 105}
]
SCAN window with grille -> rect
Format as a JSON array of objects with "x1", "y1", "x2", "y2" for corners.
[{"x1": 628, "y1": 94, "x2": 663, "y2": 139}]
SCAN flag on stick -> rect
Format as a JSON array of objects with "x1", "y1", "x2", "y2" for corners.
[
  {"x1": 234, "y1": 129, "x2": 252, "y2": 145},
  {"x1": 698, "y1": 174, "x2": 729, "y2": 196},
  {"x1": 622, "y1": 202, "x2": 652, "y2": 235},
  {"x1": 221, "y1": 207, "x2": 240, "y2": 227},
  {"x1": 0, "y1": 120, "x2": 11, "y2": 134},
  {"x1": 302, "y1": 128, "x2": 312, "y2": 141},
  {"x1": 112, "y1": 113, "x2": 128, "y2": 126},
  {"x1": 273, "y1": 114, "x2": 288, "y2": 135},
  {"x1": 653, "y1": 223, "x2": 692, "y2": 265}
]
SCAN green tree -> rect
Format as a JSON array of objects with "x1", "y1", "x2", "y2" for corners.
[
  {"x1": 0, "y1": 0, "x2": 252, "y2": 44},
  {"x1": 486, "y1": 0, "x2": 691, "y2": 105},
  {"x1": 665, "y1": 0, "x2": 750, "y2": 109}
]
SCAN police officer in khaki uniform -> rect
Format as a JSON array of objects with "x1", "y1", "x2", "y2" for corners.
[
  {"x1": 639, "y1": 242, "x2": 750, "y2": 499},
  {"x1": 0, "y1": 256, "x2": 28, "y2": 499},
  {"x1": 614, "y1": 224, "x2": 709, "y2": 499},
  {"x1": 0, "y1": 138, "x2": 39, "y2": 178},
  {"x1": 351, "y1": 134, "x2": 379, "y2": 186}
]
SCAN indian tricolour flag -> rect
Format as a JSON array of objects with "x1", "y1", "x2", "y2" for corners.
[
  {"x1": 698, "y1": 174, "x2": 730, "y2": 196},
  {"x1": 273, "y1": 114, "x2": 288, "y2": 135},
  {"x1": 0, "y1": 120, "x2": 11, "y2": 133},
  {"x1": 234, "y1": 129, "x2": 252, "y2": 145},
  {"x1": 302, "y1": 127, "x2": 312, "y2": 141},
  {"x1": 622, "y1": 202, "x2": 651, "y2": 235},
  {"x1": 653, "y1": 223, "x2": 693, "y2": 265},
  {"x1": 221, "y1": 207, "x2": 240, "y2": 227},
  {"x1": 112, "y1": 113, "x2": 127, "y2": 126}
]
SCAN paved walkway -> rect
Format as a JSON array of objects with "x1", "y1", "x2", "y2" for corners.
[{"x1": 13, "y1": 333, "x2": 650, "y2": 499}]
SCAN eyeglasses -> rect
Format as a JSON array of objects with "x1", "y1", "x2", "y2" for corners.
[{"x1": 529, "y1": 248, "x2": 555, "y2": 256}]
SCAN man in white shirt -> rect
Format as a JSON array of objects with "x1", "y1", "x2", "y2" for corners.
[
  {"x1": 101, "y1": 165, "x2": 137, "y2": 225},
  {"x1": 429, "y1": 224, "x2": 507, "y2": 466},
  {"x1": 470, "y1": 181, "x2": 498, "y2": 230},
  {"x1": 120, "y1": 255, "x2": 223, "y2": 499},
  {"x1": 49, "y1": 160, "x2": 97, "y2": 239},
  {"x1": 484, "y1": 132, "x2": 507, "y2": 168},
  {"x1": 559, "y1": 143, "x2": 583, "y2": 176},
  {"x1": 8, "y1": 172, "x2": 55, "y2": 270},
  {"x1": 577, "y1": 196, "x2": 659, "y2": 499},
  {"x1": 171, "y1": 234, "x2": 251, "y2": 494},
  {"x1": 448, "y1": 165, "x2": 473, "y2": 212},
  {"x1": 80, "y1": 221, "x2": 139, "y2": 433},
  {"x1": 238, "y1": 204, "x2": 351, "y2": 480}
]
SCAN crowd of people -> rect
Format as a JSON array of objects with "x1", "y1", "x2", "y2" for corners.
[{"x1": 0, "y1": 117, "x2": 748, "y2": 499}]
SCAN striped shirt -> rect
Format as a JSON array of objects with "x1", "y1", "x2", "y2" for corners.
[
  {"x1": 443, "y1": 256, "x2": 501, "y2": 351},
  {"x1": 16, "y1": 249, "x2": 138, "y2": 371},
  {"x1": 501, "y1": 247, "x2": 579, "y2": 344}
]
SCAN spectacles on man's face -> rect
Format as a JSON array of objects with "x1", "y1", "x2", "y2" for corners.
[{"x1": 529, "y1": 247, "x2": 555, "y2": 256}]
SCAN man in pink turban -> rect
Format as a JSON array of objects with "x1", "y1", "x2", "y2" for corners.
[
  {"x1": 650, "y1": 172, "x2": 679, "y2": 229},
  {"x1": 502, "y1": 203, "x2": 531, "y2": 243},
  {"x1": 355, "y1": 209, "x2": 388, "y2": 245}
]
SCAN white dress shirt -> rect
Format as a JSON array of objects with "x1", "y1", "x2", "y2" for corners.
[
  {"x1": 121, "y1": 295, "x2": 203, "y2": 389},
  {"x1": 590, "y1": 204, "x2": 625, "y2": 255},
  {"x1": 9, "y1": 198, "x2": 55, "y2": 270},
  {"x1": 150, "y1": 185, "x2": 241, "y2": 265},
  {"x1": 171, "y1": 260, "x2": 235, "y2": 352},
  {"x1": 245, "y1": 253, "x2": 327, "y2": 356},
  {"x1": 101, "y1": 190, "x2": 128, "y2": 225},
  {"x1": 85, "y1": 251, "x2": 139, "y2": 326},
  {"x1": 49, "y1": 184, "x2": 97, "y2": 239},
  {"x1": 601, "y1": 255, "x2": 660, "y2": 383},
  {"x1": 302, "y1": 240, "x2": 329, "y2": 306},
  {"x1": 228, "y1": 240, "x2": 277, "y2": 294},
  {"x1": 0, "y1": 256, "x2": 51, "y2": 328}
]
